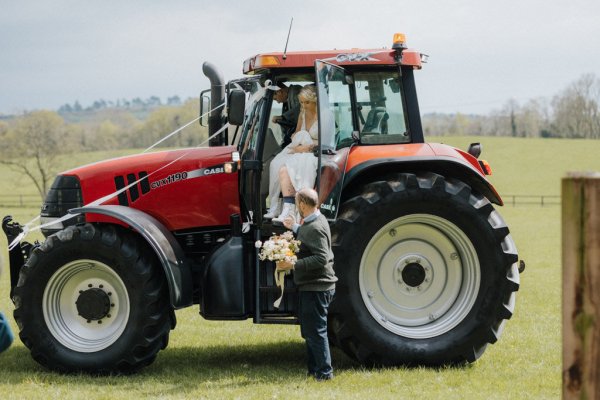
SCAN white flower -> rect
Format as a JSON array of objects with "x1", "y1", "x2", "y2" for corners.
[
  {"x1": 258, "y1": 231, "x2": 301, "y2": 265},
  {"x1": 255, "y1": 240, "x2": 263, "y2": 248}
]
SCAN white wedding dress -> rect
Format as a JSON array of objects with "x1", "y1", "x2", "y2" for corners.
[
  {"x1": 266, "y1": 112, "x2": 318, "y2": 213},
  {"x1": 284, "y1": 114, "x2": 318, "y2": 191}
]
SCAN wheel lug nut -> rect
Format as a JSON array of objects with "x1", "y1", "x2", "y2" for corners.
[
  {"x1": 107, "y1": 314, "x2": 111, "y2": 318},
  {"x1": 87, "y1": 320, "x2": 91, "y2": 323},
  {"x1": 99, "y1": 284, "x2": 104, "y2": 289},
  {"x1": 108, "y1": 292, "x2": 112, "y2": 296},
  {"x1": 98, "y1": 320, "x2": 102, "y2": 324},
  {"x1": 111, "y1": 303, "x2": 115, "y2": 307},
  {"x1": 88, "y1": 284, "x2": 93, "y2": 288}
]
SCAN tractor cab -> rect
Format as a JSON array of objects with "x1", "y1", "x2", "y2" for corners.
[{"x1": 204, "y1": 33, "x2": 426, "y2": 223}]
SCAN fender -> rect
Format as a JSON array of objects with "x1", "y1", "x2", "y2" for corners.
[
  {"x1": 69, "y1": 205, "x2": 193, "y2": 309},
  {"x1": 342, "y1": 156, "x2": 503, "y2": 206}
]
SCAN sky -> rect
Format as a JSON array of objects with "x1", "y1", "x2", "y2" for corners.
[{"x1": 1, "y1": 0, "x2": 600, "y2": 116}]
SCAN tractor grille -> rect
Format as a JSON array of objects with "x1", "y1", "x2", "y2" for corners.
[{"x1": 40, "y1": 175, "x2": 85, "y2": 237}]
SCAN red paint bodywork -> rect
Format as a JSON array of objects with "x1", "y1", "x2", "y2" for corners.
[
  {"x1": 62, "y1": 147, "x2": 240, "y2": 230},
  {"x1": 345, "y1": 142, "x2": 486, "y2": 175},
  {"x1": 243, "y1": 48, "x2": 422, "y2": 74}
]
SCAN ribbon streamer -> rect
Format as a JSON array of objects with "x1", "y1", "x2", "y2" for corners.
[
  {"x1": 8, "y1": 102, "x2": 232, "y2": 251},
  {"x1": 273, "y1": 269, "x2": 290, "y2": 309}
]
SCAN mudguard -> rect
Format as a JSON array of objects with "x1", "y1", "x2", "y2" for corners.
[
  {"x1": 343, "y1": 156, "x2": 503, "y2": 206},
  {"x1": 69, "y1": 205, "x2": 193, "y2": 309}
]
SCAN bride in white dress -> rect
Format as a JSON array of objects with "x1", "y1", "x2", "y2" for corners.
[{"x1": 265, "y1": 85, "x2": 319, "y2": 221}]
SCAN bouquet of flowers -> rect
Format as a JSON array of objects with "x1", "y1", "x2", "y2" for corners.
[
  {"x1": 255, "y1": 231, "x2": 301, "y2": 308},
  {"x1": 255, "y1": 230, "x2": 301, "y2": 265}
]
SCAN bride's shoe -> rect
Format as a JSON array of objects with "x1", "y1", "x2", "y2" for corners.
[
  {"x1": 272, "y1": 203, "x2": 296, "y2": 224},
  {"x1": 263, "y1": 199, "x2": 282, "y2": 219}
]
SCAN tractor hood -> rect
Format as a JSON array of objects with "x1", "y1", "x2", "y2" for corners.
[
  {"x1": 62, "y1": 146, "x2": 237, "y2": 184},
  {"x1": 49, "y1": 146, "x2": 241, "y2": 231}
]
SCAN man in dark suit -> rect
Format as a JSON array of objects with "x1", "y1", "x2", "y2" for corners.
[
  {"x1": 272, "y1": 82, "x2": 301, "y2": 149},
  {"x1": 277, "y1": 188, "x2": 337, "y2": 381}
]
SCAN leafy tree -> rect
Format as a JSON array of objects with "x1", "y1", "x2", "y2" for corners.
[
  {"x1": 551, "y1": 74, "x2": 600, "y2": 138},
  {"x1": 0, "y1": 111, "x2": 79, "y2": 198},
  {"x1": 167, "y1": 96, "x2": 181, "y2": 106}
]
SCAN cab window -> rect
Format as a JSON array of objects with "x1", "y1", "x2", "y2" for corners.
[{"x1": 355, "y1": 71, "x2": 409, "y2": 144}]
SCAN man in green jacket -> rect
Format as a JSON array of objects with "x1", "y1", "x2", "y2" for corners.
[{"x1": 277, "y1": 188, "x2": 337, "y2": 380}]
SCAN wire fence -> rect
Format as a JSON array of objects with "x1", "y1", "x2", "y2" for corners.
[
  {"x1": 0, "y1": 194, "x2": 42, "y2": 209},
  {"x1": 0, "y1": 193, "x2": 562, "y2": 209},
  {"x1": 503, "y1": 194, "x2": 561, "y2": 207}
]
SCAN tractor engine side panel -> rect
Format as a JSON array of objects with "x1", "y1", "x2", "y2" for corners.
[{"x1": 65, "y1": 148, "x2": 241, "y2": 231}]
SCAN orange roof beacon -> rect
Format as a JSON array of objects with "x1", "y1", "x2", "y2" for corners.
[{"x1": 3, "y1": 34, "x2": 521, "y2": 374}]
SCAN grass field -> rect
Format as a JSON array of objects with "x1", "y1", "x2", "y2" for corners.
[{"x1": 0, "y1": 136, "x2": 599, "y2": 399}]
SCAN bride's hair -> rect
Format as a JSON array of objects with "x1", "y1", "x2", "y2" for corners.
[{"x1": 298, "y1": 85, "x2": 317, "y2": 104}]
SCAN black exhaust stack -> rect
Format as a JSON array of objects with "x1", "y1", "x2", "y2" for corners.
[{"x1": 202, "y1": 61, "x2": 226, "y2": 146}]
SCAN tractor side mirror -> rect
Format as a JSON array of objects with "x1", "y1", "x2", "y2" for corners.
[
  {"x1": 199, "y1": 89, "x2": 211, "y2": 127},
  {"x1": 227, "y1": 90, "x2": 246, "y2": 126}
]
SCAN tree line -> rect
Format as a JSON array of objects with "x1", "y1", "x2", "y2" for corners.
[
  {"x1": 0, "y1": 98, "x2": 207, "y2": 198},
  {"x1": 57, "y1": 95, "x2": 183, "y2": 114},
  {"x1": 423, "y1": 73, "x2": 600, "y2": 139},
  {"x1": 1, "y1": 73, "x2": 599, "y2": 199}
]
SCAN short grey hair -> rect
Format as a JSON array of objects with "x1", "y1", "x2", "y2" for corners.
[{"x1": 295, "y1": 188, "x2": 319, "y2": 208}]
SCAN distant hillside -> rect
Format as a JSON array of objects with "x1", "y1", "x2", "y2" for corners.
[
  {"x1": 57, "y1": 95, "x2": 184, "y2": 124},
  {"x1": 0, "y1": 95, "x2": 186, "y2": 124}
]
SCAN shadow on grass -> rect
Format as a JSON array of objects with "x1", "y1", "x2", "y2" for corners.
[
  {"x1": 0, "y1": 340, "x2": 357, "y2": 381},
  {"x1": 0, "y1": 339, "x2": 471, "y2": 394},
  {"x1": 150, "y1": 340, "x2": 358, "y2": 375}
]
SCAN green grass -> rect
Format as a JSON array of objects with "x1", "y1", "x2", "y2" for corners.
[{"x1": 1, "y1": 136, "x2": 598, "y2": 399}]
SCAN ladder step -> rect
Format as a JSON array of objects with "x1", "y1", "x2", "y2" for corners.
[
  {"x1": 259, "y1": 286, "x2": 298, "y2": 292},
  {"x1": 259, "y1": 315, "x2": 299, "y2": 325}
]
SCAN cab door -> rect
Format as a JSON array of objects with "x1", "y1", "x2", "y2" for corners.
[{"x1": 314, "y1": 61, "x2": 356, "y2": 220}]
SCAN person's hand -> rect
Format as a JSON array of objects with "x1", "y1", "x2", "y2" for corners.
[
  {"x1": 283, "y1": 214, "x2": 296, "y2": 229},
  {"x1": 288, "y1": 144, "x2": 310, "y2": 154},
  {"x1": 276, "y1": 260, "x2": 294, "y2": 271},
  {"x1": 272, "y1": 116, "x2": 282, "y2": 124}
]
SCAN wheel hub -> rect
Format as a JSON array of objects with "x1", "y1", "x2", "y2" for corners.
[
  {"x1": 76, "y1": 287, "x2": 111, "y2": 321},
  {"x1": 43, "y1": 259, "x2": 130, "y2": 352},
  {"x1": 360, "y1": 215, "x2": 481, "y2": 338},
  {"x1": 393, "y1": 255, "x2": 434, "y2": 294},
  {"x1": 401, "y1": 263, "x2": 426, "y2": 287}
]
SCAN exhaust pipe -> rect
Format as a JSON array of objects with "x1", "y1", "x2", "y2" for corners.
[{"x1": 202, "y1": 61, "x2": 226, "y2": 146}]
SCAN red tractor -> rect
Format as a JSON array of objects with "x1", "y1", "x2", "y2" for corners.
[{"x1": 3, "y1": 33, "x2": 521, "y2": 374}]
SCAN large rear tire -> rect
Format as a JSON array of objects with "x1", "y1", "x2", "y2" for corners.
[
  {"x1": 13, "y1": 223, "x2": 171, "y2": 374},
  {"x1": 329, "y1": 172, "x2": 520, "y2": 365}
]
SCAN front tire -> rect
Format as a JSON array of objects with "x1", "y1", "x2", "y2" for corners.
[
  {"x1": 330, "y1": 172, "x2": 520, "y2": 365},
  {"x1": 13, "y1": 223, "x2": 171, "y2": 374}
]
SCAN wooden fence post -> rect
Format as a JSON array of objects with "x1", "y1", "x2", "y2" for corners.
[{"x1": 563, "y1": 172, "x2": 600, "y2": 399}]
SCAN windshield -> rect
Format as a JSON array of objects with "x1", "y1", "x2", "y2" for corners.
[{"x1": 354, "y1": 70, "x2": 409, "y2": 144}]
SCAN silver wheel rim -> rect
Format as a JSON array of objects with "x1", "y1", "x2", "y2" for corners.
[
  {"x1": 359, "y1": 214, "x2": 480, "y2": 339},
  {"x1": 43, "y1": 259, "x2": 130, "y2": 352}
]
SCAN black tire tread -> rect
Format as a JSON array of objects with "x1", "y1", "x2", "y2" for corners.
[
  {"x1": 330, "y1": 172, "x2": 520, "y2": 366},
  {"x1": 13, "y1": 223, "x2": 171, "y2": 374}
]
